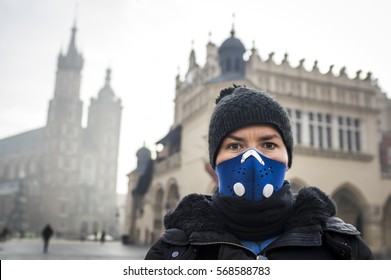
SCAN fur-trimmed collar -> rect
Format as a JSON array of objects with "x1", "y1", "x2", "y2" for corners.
[{"x1": 164, "y1": 186, "x2": 337, "y2": 236}]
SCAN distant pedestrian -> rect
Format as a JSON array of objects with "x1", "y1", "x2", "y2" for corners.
[
  {"x1": 100, "y1": 230, "x2": 106, "y2": 244},
  {"x1": 0, "y1": 227, "x2": 10, "y2": 242},
  {"x1": 80, "y1": 232, "x2": 86, "y2": 242},
  {"x1": 41, "y1": 224, "x2": 54, "y2": 253}
]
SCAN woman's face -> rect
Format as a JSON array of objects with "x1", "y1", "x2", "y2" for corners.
[{"x1": 215, "y1": 124, "x2": 289, "y2": 169}]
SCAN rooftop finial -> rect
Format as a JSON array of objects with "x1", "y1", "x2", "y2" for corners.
[
  {"x1": 231, "y1": 13, "x2": 235, "y2": 36},
  {"x1": 105, "y1": 68, "x2": 111, "y2": 84},
  {"x1": 313, "y1": 60, "x2": 319, "y2": 71},
  {"x1": 282, "y1": 52, "x2": 289, "y2": 64},
  {"x1": 355, "y1": 70, "x2": 362, "y2": 79},
  {"x1": 298, "y1": 58, "x2": 305, "y2": 68},
  {"x1": 365, "y1": 71, "x2": 372, "y2": 81},
  {"x1": 339, "y1": 66, "x2": 346, "y2": 76}
]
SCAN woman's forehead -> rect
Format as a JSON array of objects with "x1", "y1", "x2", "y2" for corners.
[{"x1": 229, "y1": 124, "x2": 282, "y2": 137}]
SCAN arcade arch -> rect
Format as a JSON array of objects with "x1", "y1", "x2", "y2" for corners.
[
  {"x1": 166, "y1": 179, "x2": 180, "y2": 211},
  {"x1": 331, "y1": 183, "x2": 367, "y2": 235},
  {"x1": 153, "y1": 187, "x2": 164, "y2": 233}
]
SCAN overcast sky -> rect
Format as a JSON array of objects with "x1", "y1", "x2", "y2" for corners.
[{"x1": 1, "y1": 0, "x2": 390, "y2": 194}]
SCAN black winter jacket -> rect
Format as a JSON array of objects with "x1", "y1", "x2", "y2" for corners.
[{"x1": 145, "y1": 185, "x2": 374, "y2": 260}]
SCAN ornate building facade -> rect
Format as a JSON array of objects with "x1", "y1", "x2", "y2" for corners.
[
  {"x1": 123, "y1": 27, "x2": 391, "y2": 258},
  {"x1": 0, "y1": 24, "x2": 122, "y2": 239}
]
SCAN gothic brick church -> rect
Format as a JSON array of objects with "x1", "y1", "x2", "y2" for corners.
[{"x1": 0, "y1": 24, "x2": 122, "y2": 239}]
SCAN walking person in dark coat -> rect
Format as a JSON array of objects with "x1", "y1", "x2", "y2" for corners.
[
  {"x1": 41, "y1": 224, "x2": 54, "y2": 253},
  {"x1": 145, "y1": 85, "x2": 374, "y2": 260},
  {"x1": 100, "y1": 230, "x2": 106, "y2": 244},
  {"x1": 0, "y1": 227, "x2": 10, "y2": 242}
]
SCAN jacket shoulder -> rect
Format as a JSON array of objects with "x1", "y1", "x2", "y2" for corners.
[
  {"x1": 323, "y1": 216, "x2": 360, "y2": 235},
  {"x1": 145, "y1": 228, "x2": 197, "y2": 260},
  {"x1": 322, "y1": 217, "x2": 374, "y2": 259},
  {"x1": 161, "y1": 228, "x2": 190, "y2": 245}
]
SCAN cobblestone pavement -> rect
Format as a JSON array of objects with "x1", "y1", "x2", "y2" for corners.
[{"x1": 0, "y1": 238, "x2": 149, "y2": 260}]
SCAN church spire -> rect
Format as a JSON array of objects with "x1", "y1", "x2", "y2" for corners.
[
  {"x1": 57, "y1": 22, "x2": 83, "y2": 71},
  {"x1": 68, "y1": 3, "x2": 79, "y2": 56},
  {"x1": 188, "y1": 40, "x2": 198, "y2": 70},
  {"x1": 105, "y1": 68, "x2": 112, "y2": 85},
  {"x1": 67, "y1": 23, "x2": 77, "y2": 57}
]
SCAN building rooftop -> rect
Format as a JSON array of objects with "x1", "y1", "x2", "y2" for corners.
[{"x1": 0, "y1": 128, "x2": 44, "y2": 158}]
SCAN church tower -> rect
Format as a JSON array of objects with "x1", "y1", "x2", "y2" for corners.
[
  {"x1": 85, "y1": 68, "x2": 122, "y2": 234},
  {"x1": 42, "y1": 23, "x2": 84, "y2": 235}
]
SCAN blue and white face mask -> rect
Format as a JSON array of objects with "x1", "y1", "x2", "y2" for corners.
[{"x1": 215, "y1": 148, "x2": 286, "y2": 201}]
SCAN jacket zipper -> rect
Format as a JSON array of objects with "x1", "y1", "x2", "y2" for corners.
[{"x1": 190, "y1": 241, "x2": 265, "y2": 260}]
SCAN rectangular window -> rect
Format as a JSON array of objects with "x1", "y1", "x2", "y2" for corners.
[
  {"x1": 317, "y1": 113, "x2": 322, "y2": 122},
  {"x1": 354, "y1": 119, "x2": 361, "y2": 151},
  {"x1": 347, "y1": 130, "x2": 352, "y2": 151},
  {"x1": 326, "y1": 114, "x2": 332, "y2": 148},
  {"x1": 355, "y1": 131, "x2": 361, "y2": 152},
  {"x1": 338, "y1": 116, "x2": 362, "y2": 152},
  {"x1": 327, "y1": 127, "x2": 332, "y2": 148},
  {"x1": 309, "y1": 125, "x2": 314, "y2": 146},
  {"x1": 308, "y1": 112, "x2": 315, "y2": 146},
  {"x1": 295, "y1": 110, "x2": 302, "y2": 144},
  {"x1": 326, "y1": 114, "x2": 331, "y2": 124},
  {"x1": 296, "y1": 123, "x2": 302, "y2": 144},
  {"x1": 308, "y1": 112, "x2": 332, "y2": 149},
  {"x1": 318, "y1": 126, "x2": 323, "y2": 148},
  {"x1": 287, "y1": 108, "x2": 302, "y2": 145},
  {"x1": 339, "y1": 129, "x2": 344, "y2": 149}
]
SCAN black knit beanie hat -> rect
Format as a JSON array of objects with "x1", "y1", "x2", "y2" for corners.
[{"x1": 208, "y1": 85, "x2": 293, "y2": 169}]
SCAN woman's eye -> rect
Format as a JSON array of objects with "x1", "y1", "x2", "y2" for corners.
[
  {"x1": 263, "y1": 142, "x2": 276, "y2": 149},
  {"x1": 228, "y1": 143, "x2": 241, "y2": 150}
]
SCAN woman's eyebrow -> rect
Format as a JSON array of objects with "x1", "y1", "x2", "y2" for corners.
[
  {"x1": 258, "y1": 134, "x2": 282, "y2": 141},
  {"x1": 226, "y1": 135, "x2": 244, "y2": 142},
  {"x1": 227, "y1": 134, "x2": 282, "y2": 142}
]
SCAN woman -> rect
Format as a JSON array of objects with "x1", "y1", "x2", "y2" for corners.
[{"x1": 145, "y1": 85, "x2": 374, "y2": 260}]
